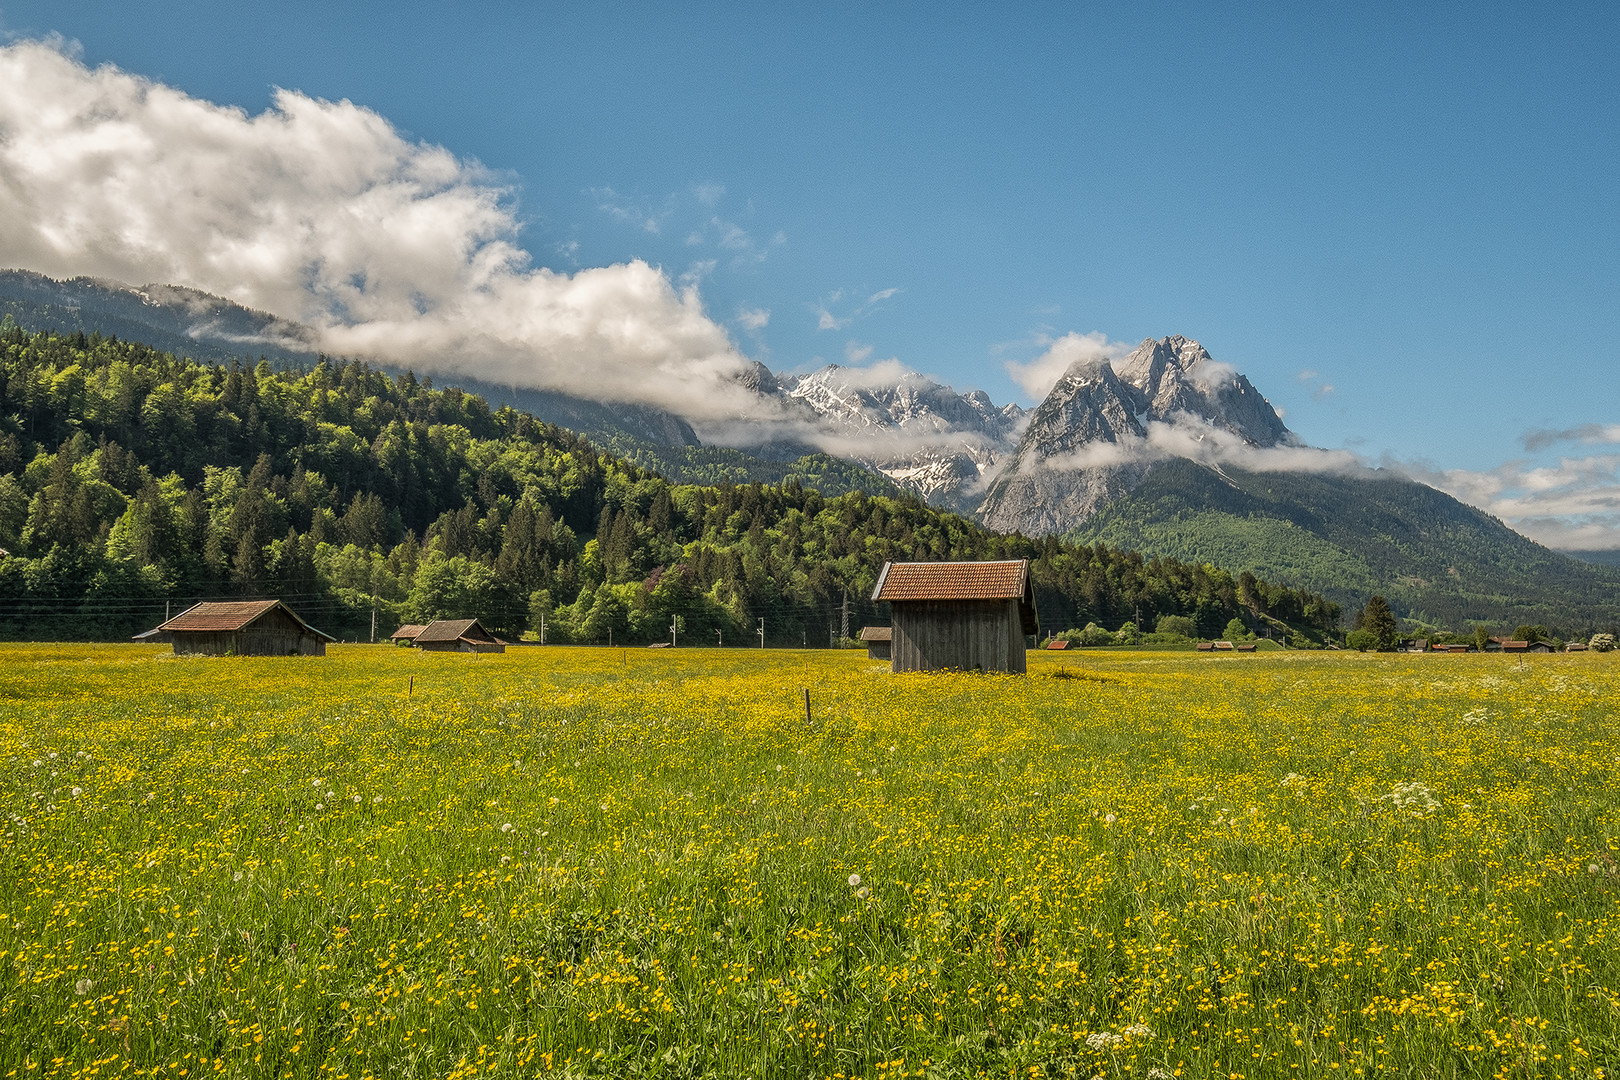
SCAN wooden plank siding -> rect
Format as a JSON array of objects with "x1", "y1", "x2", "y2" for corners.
[
  {"x1": 170, "y1": 608, "x2": 328, "y2": 656},
  {"x1": 890, "y1": 598, "x2": 1027, "y2": 674}
]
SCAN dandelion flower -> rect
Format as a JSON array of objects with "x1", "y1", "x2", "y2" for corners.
[
  {"x1": 501, "y1": 822, "x2": 515, "y2": 833},
  {"x1": 848, "y1": 873, "x2": 861, "y2": 888},
  {"x1": 856, "y1": 886, "x2": 870, "y2": 899},
  {"x1": 74, "y1": 979, "x2": 93, "y2": 995},
  {"x1": 1104, "y1": 813, "x2": 1116, "y2": 824},
  {"x1": 71, "y1": 787, "x2": 82, "y2": 797}
]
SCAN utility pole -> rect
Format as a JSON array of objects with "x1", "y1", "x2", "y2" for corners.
[
  {"x1": 539, "y1": 612, "x2": 546, "y2": 645},
  {"x1": 757, "y1": 618, "x2": 765, "y2": 649},
  {"x1": 670, "y1": 615, "x2": 678, "y2": 648},
  {"x1": 608, "y1": 627, "x2": 612, "y2": 648},
  {"x1": 840, "y1": 589, "x2": 849, "y2": 647},
  {"x1": 165, "y1": 600, "x2": 170, "y2": 623},
  {"x1": 370, "y1": 598, "x2": 377, "y2": 644}
]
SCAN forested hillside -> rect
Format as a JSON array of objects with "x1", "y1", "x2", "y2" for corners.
[
  {"x1": 1076, "y1": 458, "x2": 1620, "y2": 634},
  {"x1": 0, "y1": 321, "x2": 1341, "y2": 643}
]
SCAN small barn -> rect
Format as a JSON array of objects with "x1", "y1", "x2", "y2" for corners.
[
  {"x1": 157, "y1": 600, "x2": 335, "y2": 657},
  {"x1": 858, "y1": 626, "x2": 892, "y2": 660},
  {"x1": 390, "y1": 624, "x2": 426, "y2": 646},
  {"x1": 414, "y1": 618, "x2": 505, "y2": 653},
  {"x1": 871, "y1": 559, "x2": 1038, "y2": 674}
]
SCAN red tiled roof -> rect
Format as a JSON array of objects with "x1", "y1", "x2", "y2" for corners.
[
  {"x1": 1045, "y1": 640, "x2": 1070, "y2": 650},
  {"x1": 415, "y1": 618, "x2": 497, "y2": 644},
  {"x1": 858, "y1": 626, "x2": 892, "y2": 642},
  {"x1": 871, "y1": 560, "x2": 1029, "y2": 602}
]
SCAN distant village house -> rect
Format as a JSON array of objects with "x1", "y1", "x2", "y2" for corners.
[{"x1": 871, "y1": 559, "x2": 1038, "y2": 674}]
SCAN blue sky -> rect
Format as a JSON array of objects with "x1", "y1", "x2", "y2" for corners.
[{"x1": 2, "y1": 2, "x2": 1617, "y2": 546}]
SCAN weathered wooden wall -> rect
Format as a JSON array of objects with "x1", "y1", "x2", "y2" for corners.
[
  {"x1": 866, "y1": 641, "x2": 892, "y2": 660},
  {"x1": 890, "y1": 599, "x2": 1026, "y2": 673},
  {"x1": 171, "y1": 610, "x2": 326, "y2": 656}
]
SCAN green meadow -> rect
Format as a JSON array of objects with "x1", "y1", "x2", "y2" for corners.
[{"x1": 2, "y1": 644, "x2": 1616, "y2": 1079}]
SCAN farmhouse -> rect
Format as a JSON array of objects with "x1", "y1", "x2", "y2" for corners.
[
  {"x1": 858, "y1": 625, "x2": 892, "y2": 660},
  {"x1": 413, "y1": 618, "x2": 505, "y2": 653},
  {"x1": 155, "y1": 600, "x2": 335, "y2": 657},
  {"x1": 871, "y1": 559, "x2": 1038, "y2": 674}
]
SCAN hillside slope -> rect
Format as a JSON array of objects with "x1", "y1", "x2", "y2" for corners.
[{"x1": 1075, "y1": 458, "x2": 1620, "y2": 630}]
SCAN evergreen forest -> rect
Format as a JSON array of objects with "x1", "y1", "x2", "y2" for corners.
[{"x1": 0, "y1": 322, "x2": 1343, "y2": 644}]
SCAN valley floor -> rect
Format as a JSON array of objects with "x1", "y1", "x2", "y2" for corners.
[{"x1": 2, "y1": 645, "x2": 1616, "y2": 1078}]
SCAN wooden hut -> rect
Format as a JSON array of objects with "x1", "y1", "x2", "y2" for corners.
[
  {"x1": 390, "y1": 624, "x2": 426, "y2": 646},
  {"x1": 858, "y1": 626, "x2": 892, "y2": 660},
  {"x1": 157, "y1": 600, "x2": 335, "y2": 657},
  {"x1": 871, "y1": 559, "x2": 1038, "y2": 674},
  {"x1": 414, "y1": 618, "x2": 505, "y2": 653}
]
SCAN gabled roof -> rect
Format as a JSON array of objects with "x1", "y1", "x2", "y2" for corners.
[
  {"x1": 872, "y1": 559, "x2": 1038, "y2": 636},
  {"x1": 872, "y1": 559, "x2": 1030, "y2": 602},
  {"x1": 158, "y1": 600, "x2": 336, "y2": 640},
  {"x1": 859, "y1": 626, "x2": 892, "y2": 642},
  {"x1": 415, "y1": 618, "x2": 499, "y2": 644},
  {"x1": 391, "y1": 624, "x2": 427, "y2": 640}
]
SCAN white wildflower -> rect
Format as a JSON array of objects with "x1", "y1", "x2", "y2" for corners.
[
  {"x1": 1104, "y1": 813, "x2": 1116, "y2": 824},
  {"x1": 314, "y1": 803, "x2": 323, "y2": 811},
  {"x1": 1379, "y1": 781, "x2": 1440, "y2": 814},
  {"x1": 1123, "y1": 1022, "x2": 1153, "y2": 1037},
  {"x1": 501, "y1": 822, "x2": 515, "y2": 833},
  {"x1": 233, "y1": 871, "x2": 243, "y2": 882},
  {"x1": 351, "y1": 794, "x2": 361, "y2": 804},
  {"x1": 1148, "y1": 1069, "x2": 1173, "y2": 1080},
  {"x1": 71, "y1": 787, "x2": 82, "y2": 797},
  {"x1": 1085, "y1": 1031, "x2": 1122, "y2": 1050}
]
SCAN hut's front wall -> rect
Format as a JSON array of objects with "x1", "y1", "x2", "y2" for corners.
[
  {"x1": 171, "y1": 607, "x2": 326, "y2": 656},
  {"x1": 171, "y1": 630, "x2": 326, "y2": 656},
  {"x1": 890, "y1": 598, "x2": 1026, "y2": 673},
  {"x1": 866, "y1": 641, "x2": 892, "y2": 660}
]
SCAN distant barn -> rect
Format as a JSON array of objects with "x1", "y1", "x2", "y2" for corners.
[
  {"x1": 390, "y1": 624, "x2": 426, "y2": 646},
  {"x1": 414, "y1": 618, "x2": 505, "y2": 654},
  {"x1": 858, "y1": 625, "x2": 892, "y2": 660},
  {"x1": 871, "y1": 559, "x2": 1038, "y2": 674},
  {"x1": 156, "y1": 600, "x2": 335, "y2": 657}
]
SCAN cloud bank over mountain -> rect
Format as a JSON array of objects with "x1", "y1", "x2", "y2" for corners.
[{"x1": 0, "y1": 38, "x2": 765, "y2": 422}]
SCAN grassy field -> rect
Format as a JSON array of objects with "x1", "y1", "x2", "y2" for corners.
[{"x1": 2, "y1": 644, "x2": 1617, "y2": 1080}]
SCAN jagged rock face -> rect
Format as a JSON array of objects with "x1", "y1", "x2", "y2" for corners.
[
  {"x1": 978, "y1": 336, "x2": 1291, "y2": 535},
  {"x1": 1114, "y1": 335, "x2": 1289, "y2": 448},
  {"x1": 776, "y1": 364, "x2": 1026, "y2": 510}
]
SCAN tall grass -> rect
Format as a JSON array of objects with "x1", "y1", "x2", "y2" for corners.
[{"x1": 1, "y1": 645, "x2": 1615, "y2": 1078}]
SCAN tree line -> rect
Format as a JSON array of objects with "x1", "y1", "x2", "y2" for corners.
[{"x1": 0, "y1": 322, "x2": 1342, "y2": 644}]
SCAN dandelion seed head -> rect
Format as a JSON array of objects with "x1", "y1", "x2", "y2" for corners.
[{"x1": 848, "y1": 873, "x2": 861, "y2": 887}]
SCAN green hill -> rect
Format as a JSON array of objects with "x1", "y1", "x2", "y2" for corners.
[{"x1": 1074, "y1": 458, "x2": 1620, "y2": 633}]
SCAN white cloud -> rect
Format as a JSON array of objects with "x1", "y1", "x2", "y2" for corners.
[
  {"x1": 1413, "y1": 453, "x2": 1620, "y2": 551},
  {"x1": 1042, "y1": 415, "x2": 1363, "y2": 477},
  {"x1": 1522, "y1": 423, "x2": 1620, "y2": 452},
  {"x1": 0, "y1": 39, "x2": 769, "y2": 421},
  {"x1": 844, "y1": 341, "x2": 874, "y2": 363},
  {"x1": 1003, "y1": 331, "x2": 1131, "y2": 399},
  {"x1": 736, "y1": 307, "x2": 770, "y2": 331},
  {"x1": 692, "y1": 182, "x2": 725, "y2": 206}
]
